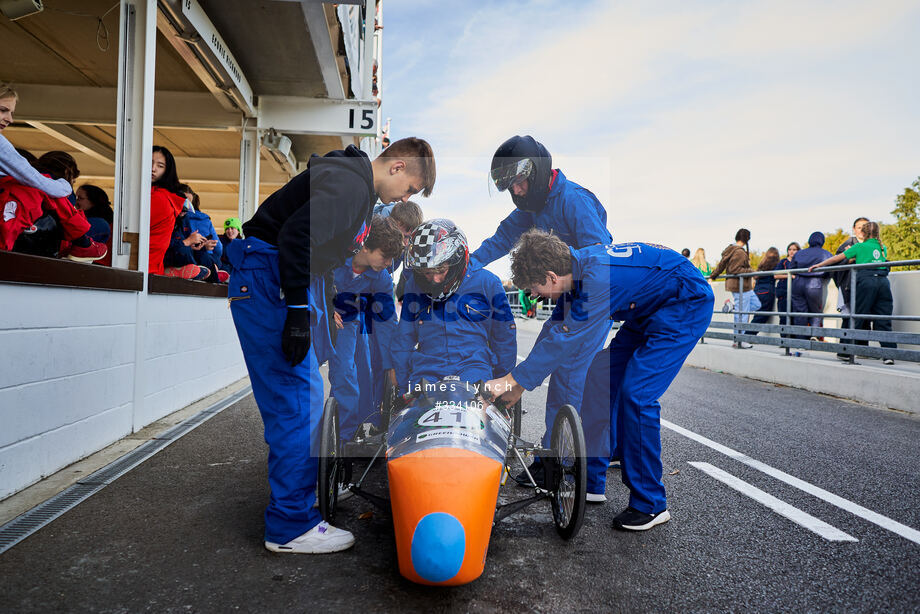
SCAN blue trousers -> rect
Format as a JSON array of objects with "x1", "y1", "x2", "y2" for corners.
[
  {"x1": 165, "y1": 242, "x2": 221, "y2": 271},
  {"x1": 582, "y1": 277, "x2": 713, "y2": 512},
  {"x1": 750, "y1": 290, "x2": 775, "y2": 334},
  {"x1": 86, "y1": 217, "x2": 111, "y2": 243},
  {"x1": 328, "y1": 318, "x2": 377, "y2": 441},
  {"x1": 538, "y1": 298, "x2": 610, "y2": 448},
  {"x1": 368, "y1": 331, "x2": 387, "y2": 414},
  {"x1": 791, "y1": 277, "x2": 827, "y2": 338},
  {"x1": 227, "y1": 238, "x2": 324, "y2": 544}
]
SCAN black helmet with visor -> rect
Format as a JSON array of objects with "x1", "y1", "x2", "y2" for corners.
[
  {"x1": 404, "y1": 218, "x2": 469, "y2": 302},
  {"x1": 489, "y1": 135, "x2": 552, "y2": 212}
]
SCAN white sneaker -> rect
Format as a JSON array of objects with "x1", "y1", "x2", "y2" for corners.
[
  {"x1": 586, "y1": 492, "x2": 607, "y2": 503},
  {"x1": 264, "y1": 521, "x2": 355, "y2": 554},
  {"x1": 608, "y1": 458, "x2": 621, "y2": 468}
]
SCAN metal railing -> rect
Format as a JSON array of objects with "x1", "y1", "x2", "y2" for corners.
[{"x1": 709, "y1": 259, "x2": 920, "y2": 363}]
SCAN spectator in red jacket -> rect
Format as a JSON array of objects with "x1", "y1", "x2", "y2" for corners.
[
  {"x1": 1, "y1": 152, "x2": 107, "y2": 261},
  {"x1": 149, "y1": 145, "x2": 191, "y2": 276},
  {"x1": 33, "y1": 152, "x2": 107, "y2": 262}
]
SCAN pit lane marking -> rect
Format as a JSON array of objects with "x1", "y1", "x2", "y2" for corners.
[
  {"x1": 688, "y1": 462, "x2": 857, "y2": 542},
  {"x1": 664, "y1": 419, "x2": 920, "y2": 545}
]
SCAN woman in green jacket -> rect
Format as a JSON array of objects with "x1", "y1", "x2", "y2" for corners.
[{"x1": 809, "y1": 221, "x2": 896, "y2": 364}]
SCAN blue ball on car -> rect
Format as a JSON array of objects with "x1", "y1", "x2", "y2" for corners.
[{"x1": 410, "y1": 512, "x2": 466, "y2": 583}]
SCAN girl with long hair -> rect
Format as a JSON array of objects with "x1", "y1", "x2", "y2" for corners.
[
  {"x1": 691, "y1": 248, "x2": 712, "y2": 277},
  {"x1": 149, "y1": 145, "x2": 208, "y2": 278},
  {"x1": 749, "y1": 247, "x2": 780, "y2": 334},
  {"x1": 774, "y1": 242, "x2": 800, "y2": 329},
  {"x1": 809, "y1": 222, "x2": 896, "y2": 364},
  {"x1": 75, "y1": 184, "x2": 114, "y2": 224},
  {"x1": 710, "y1": 228, "x2": 761, "y2": 347},
  {"x1": 28, "y1": 152, "x2": 107, "y2": 262}
]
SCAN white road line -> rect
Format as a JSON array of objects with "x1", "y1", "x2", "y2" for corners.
[
  {"x1": 663, "y1": 419, "x2": 920, "y2": 546},
  {"x1": 688, "y1": 462, "x2": 858, "y2": 542}
]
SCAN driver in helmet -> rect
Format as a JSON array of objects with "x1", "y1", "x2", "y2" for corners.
[
  {"x1": 390, "y1": 219, "x2": 517, "y2": 395},
  {"x1": 475, "y1": 135, "x2": 614, "y2": 487}
]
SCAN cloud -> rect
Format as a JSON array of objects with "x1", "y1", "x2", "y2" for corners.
[{"x1": 383, "y1": 0, "x2": 920, "y2": 278}]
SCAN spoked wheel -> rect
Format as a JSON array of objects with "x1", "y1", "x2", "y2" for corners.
[
  {"x1": 318, "y1": 397, "x2": 342, "y2": 522},
  {"x1": 549, "y1": 404, "x2": 587, "y2": 540}
]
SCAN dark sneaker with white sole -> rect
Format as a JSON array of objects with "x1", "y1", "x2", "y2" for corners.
[
  {"x1": 612, "y1": 507, "x2": 671, "y2": 531},
  {"x1": 515, "y1": 461, "x2": 544, "y2": 487}
]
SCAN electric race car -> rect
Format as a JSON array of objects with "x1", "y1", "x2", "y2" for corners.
[{"x1": 317, "y1": 375, "x2": 587, "y2": 586}]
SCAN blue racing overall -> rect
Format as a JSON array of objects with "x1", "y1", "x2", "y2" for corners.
[
  {"x1": 226, "y1": 237, "x2": 333, "y2": 544},
  {"x1": 391, "y1": 268, "x2": 517, "y2": 390},
  {"x1": 328, "y1": 258, "x2": 397, "y2": 440},
  {"x1": 366, "y1": 203, "x2": 408, "y2": 410},
  {"x1": 470, "y1": 170, "x2": 611, "y2": 447},
  {"x1": 513, "y1": 243, "x2": 714, "y2": 514}
]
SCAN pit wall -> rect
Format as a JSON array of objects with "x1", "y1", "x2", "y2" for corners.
[{"x1": 0, "y1": 284, "x2": 246, "y2": 500}]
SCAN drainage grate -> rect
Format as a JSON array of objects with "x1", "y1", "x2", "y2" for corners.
[
  {"x1": 153, "y1": 408, "x2": 220, "y2": 441},
  {"x1": 77, "y1": 439, "x2": 163, "y2": 486},
  {"x1": 0, "y1": 385, "x2": 252, "y2": 555}
]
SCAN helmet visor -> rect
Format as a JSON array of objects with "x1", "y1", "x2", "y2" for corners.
[
  {"x1": 404, "y1": 232, "x2": 466, "y2": 270},
  {"x1": 490, "y1": 158, "x2": 534, "y2": 193}
]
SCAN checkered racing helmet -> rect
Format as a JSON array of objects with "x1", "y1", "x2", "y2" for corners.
[{"x1": 404, "y1": 218, "x2": 469, "y2": 302}]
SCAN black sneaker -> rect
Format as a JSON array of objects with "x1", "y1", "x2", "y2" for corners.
[
  {"x1": 515, "y1": 461, "x2": 544, "y2": 487},
  {"x1": 612, "y1": 507, "x2": 671, "y2": 531}
]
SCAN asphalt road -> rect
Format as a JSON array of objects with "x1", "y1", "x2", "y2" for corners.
[{"x1": 1, "y1": 321, "x2": 918, "y2": 613}]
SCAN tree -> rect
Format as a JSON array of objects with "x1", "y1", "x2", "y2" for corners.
[
  {"x1": 823, "y1": 228, "x2": 850, "y2": 255},
  {"x1": 886, "y1": 176, "x2": 920, "y2": 268}
]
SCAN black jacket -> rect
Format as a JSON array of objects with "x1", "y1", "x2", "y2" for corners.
[
  {"x1": 832, "y1": 236, "x2": 858, "y2": 303},
  {"x1": 243, "y1": 145, "x2": 376, "y2": 304}
]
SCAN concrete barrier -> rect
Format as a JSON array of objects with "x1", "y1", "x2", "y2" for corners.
[{"x1": 685, "y1": 340, "x2": 920, "y2": 414}]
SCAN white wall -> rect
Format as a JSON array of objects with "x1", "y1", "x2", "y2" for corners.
[
  {"x1": 139, "y1": 294, "x2": 246, "y2": 428},
  {"x1": 890, "y1": 271, "x2": 920, "y2": 339},
  {"x1": 0, "y1": 284, "x2": 246, "y2": 500}
]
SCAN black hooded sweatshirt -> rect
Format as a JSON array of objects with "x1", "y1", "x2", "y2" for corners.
[{"x1": 243, "y1": 145, "x2": 376, "y2": 305}]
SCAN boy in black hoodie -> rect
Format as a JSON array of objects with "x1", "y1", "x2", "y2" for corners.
[{"x1": 227, "y1": 138, "x2": 435, "y2": 554}]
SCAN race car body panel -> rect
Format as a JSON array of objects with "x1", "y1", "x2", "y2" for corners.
[{"x1": 386, "y1": 379, "x2": 511, "y2": 585}]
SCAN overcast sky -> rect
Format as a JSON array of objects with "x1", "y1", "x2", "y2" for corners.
[{"x1": 380, "y1": 0, "x2": 920, "y2": 280}]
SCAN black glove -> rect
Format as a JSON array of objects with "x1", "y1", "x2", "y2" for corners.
[{"x1": 281, "y1": 307, "x2": 311, "y2": 367}]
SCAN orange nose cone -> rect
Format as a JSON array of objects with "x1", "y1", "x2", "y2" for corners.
[{"x1": 388, "y1": 447, "x2": 503, "y2": 585}]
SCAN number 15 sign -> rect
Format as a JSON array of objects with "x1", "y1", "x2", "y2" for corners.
[{"x1": 260, "y1": 96, "x2": 378, "y2": 137}]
